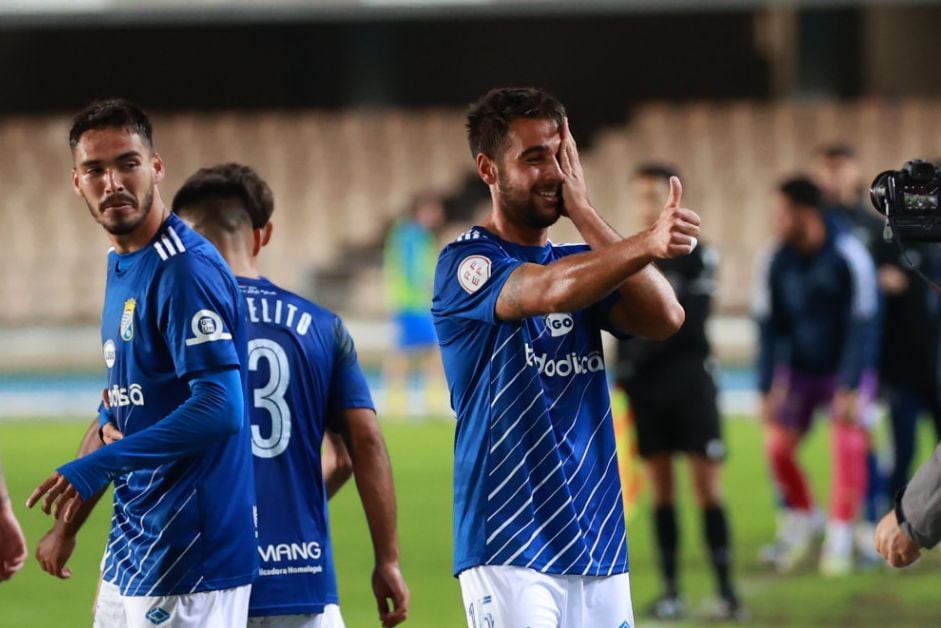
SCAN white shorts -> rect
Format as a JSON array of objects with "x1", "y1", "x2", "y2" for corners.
[
  {"x1": 459, "y1": 565, "x2": 635, "y2": 628},
  {"x1": 94, "y1": 579, "x2": 252, "y2": 628},
  {"x1": 247, "y1": 605, "x2": 345, "y2": 628}
]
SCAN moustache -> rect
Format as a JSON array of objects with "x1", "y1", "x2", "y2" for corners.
[{"x1": 100, "y1": 195, "x2": 137, "y2": 211}]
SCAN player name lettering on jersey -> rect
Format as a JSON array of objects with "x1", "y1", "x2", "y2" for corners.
[
  {"x1": 107, "y1": 383, "x2": 144, "y2": 407},
  {"x1": 258, "y1": 540, "x2": 323, "y2": 563},
  {"x1": 246, "y1": 296, "x2": 313, "y2": 335},
  {"x1": 524, "y1": 343, "x2": 605, "y2": 378}
]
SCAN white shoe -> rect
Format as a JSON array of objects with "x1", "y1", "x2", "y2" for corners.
[
  {"x1": 771, "y1": 510, "x2": 814, "y2": 573},
  {"x1": 820, "y1": 521, "x2": 854, "y2": 577}
]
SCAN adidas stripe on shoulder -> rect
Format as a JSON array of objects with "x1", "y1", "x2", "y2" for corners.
[{"x1": 153, "y1": 226, "x2": 187, "y2": 261}]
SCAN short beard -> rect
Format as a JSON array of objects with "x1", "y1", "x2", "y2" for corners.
[
  {"x1": 497, "y1": 173, "x2": 560, "y2": 230},
  {"x1": 96, "y1": 187, "x2": 154, "y2": 236}
]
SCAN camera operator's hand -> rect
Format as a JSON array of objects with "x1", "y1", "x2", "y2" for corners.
[
  {"x1": 832, "y1": 389, "x2": 860, "y2": 424},
  {"x1": 874, "y1": 510, "x2": 921, "y2": 568},
  {"x1": 644, "y1": 177, "x2": 701, "y2": 259}
]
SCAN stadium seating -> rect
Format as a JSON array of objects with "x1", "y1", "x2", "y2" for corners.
[
  {"x1": 4, "y1": 99, "x2": 941, "y2": 327},
  {"x1": 0, "y1": 109, "x2": 470, "y2": 325}
]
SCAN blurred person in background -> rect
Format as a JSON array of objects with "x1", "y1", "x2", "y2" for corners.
[
  {"x1": 814, "y1": 143, "x2": 890, "y2": 566},
  {"x1": 0, "y1": 455, "x2": 27, "y2": 581},
  {"x1": 615, "y1": 164, "x2": 743, "y2": 621},
  {"x1": 861, "y1": 155, "x2": 941, "y2": 508},
  {"x1": 173, "y1": 163, "x2": 408, "y2": 628},
  {"x1": 383, "y1": 194, "x2": 445, "y2": 418},
  {"x1": 815, "y1": 144, "x2": 884, "y2": 249},
  {"x1": 435, "y1": 87, "x2": 697, "y2": 628},
  {"x1": 754, "y1": 176, "x2": 879, "y2": 576}
]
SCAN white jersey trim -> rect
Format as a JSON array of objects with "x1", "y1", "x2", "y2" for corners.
[{"x1": 152, "y1": 227, "x2": 188, "y2": 262}]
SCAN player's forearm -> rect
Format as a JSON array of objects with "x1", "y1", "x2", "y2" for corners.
[
  {"x1": 348, "y1": 424, "x2": 401, "y2": 564},
  {"x1": 566, "y1": 202, "x2": 622, "y2": 250},
  {"x1": 323, "y1": 431, "x2": 353, "y2": 499},
  {"x1": 500, "y1": 233, "x2": 659, "y2": 320},
  {"x1": 78, "y1": 417, "x2": 104, "y2": 456},
  {"x1": 51, "y1": 419, "x2": 108, "y2": 537},
  {"x1": 567, "y1": 202, "x2": 684, "y2": 337},
  {"x1": 51, "y1": 488, "x2": 106, "y2": 537},
  {"x1": 57, "y1": 369, "x2": 243, "y2": 499}
]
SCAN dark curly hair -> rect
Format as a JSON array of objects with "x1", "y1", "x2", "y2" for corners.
[
  {"x1": 69, "y1": 98, "x2": 153, "y2": 150},
  {"x1": 466, "y1": 87, "x2": 566, "y2": 159}
]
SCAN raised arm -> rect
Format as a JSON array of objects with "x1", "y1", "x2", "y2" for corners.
[
  {"x1": 334, "y1": 407, "x2": 408, "y2": 628},
  {"x1": 494, "y1": 119, "x2": 697, "y2": 338}
]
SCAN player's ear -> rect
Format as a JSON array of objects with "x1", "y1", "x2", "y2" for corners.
[
  {"x1": 71, "y1": 168, "x2": 82, "y2": 197},
  {"x1": 261, "y1": 222, "x2": 273, "y2": 248},
  {"x1": 151, "y1": 152, "x2": 165, "y2": 184},
  {"x1": 476, "y1": 153, "x2": 498, "y2": 186}
]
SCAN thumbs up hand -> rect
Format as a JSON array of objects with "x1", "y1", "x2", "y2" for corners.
[{"x1": 644, "y1": 176, "x2": 701, "y2": 259}]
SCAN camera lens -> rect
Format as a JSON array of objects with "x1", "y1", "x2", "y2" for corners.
[{"x1": 870, "y1": 171, "x2": 893, "y2": 215}]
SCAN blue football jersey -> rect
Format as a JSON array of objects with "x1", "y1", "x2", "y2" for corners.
[
  {"x1": 238, "y1": 277, "x2": 374, "y2": 617},
  {"x1": 432, "y1": 227, "x2": 630, "y2": 577},
  {"x1": 99, "y1": 213, "x2": 257, "y2": 596}
]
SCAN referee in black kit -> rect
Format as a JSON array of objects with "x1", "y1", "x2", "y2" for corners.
[{"x1": 615, "y1": 164, "x2": 744, "y2": 622}]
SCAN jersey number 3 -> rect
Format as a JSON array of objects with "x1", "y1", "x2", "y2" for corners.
[{"x1": 248, "y1": 338, "x2": 291, "y2": 458}]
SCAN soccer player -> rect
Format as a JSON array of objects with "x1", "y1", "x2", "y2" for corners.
[
  {"x1": 433, "y1": 87, "x2": 699, "y2": 626},
  {"x1": 754, "y1": 176, "x2": 879, "y2": 576},
  {"x1": 26, "y1": 99, "x2": 257, "y2": 626},
  {"x1": 171, "y1": 162, "x2": 409, "y2": 627},
  {"x1": 0, "y1": 455, "x2": 27, "y2": 581},
  {"x1": 383, "y1": 194, "x2": 445, "y2": 417},
  {"x1": 615, "y1": 164, "x2": 742, "y2": 620}
]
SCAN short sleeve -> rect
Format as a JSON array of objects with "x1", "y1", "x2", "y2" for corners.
[
  {"x1": 327, "y1": 318, "x2": 375, "y2": 412},
  {"x1": 157, "y1": 253, "x2": 241, "y2": 378},
  {"x1": 588, "y1": 291, "x2": 631, "y2": 340},
  {"x1": 431, "y1": 239, "x2": 525, "y2": 325}
]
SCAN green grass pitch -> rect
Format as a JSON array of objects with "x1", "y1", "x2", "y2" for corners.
[{"x1": 1, "y1": 417, "x2": 939, "y2": 627}]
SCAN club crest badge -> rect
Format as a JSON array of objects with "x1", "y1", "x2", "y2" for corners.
[{"x1": 120, "y1": 298, "x2": 137, "y2": 342}]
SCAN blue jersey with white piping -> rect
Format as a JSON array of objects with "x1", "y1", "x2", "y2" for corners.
[
  {"x1": 239, "y1": 276, "x2": 374, "y2": 617},
  {"x1": 96, "y1": 213, "x2": 256, "y2": 596},
  {"x1": 432, "y1": 226, "x2": 630, "y2": 577}
]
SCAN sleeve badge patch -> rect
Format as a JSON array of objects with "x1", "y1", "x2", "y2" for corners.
[
  {"x1": 457, "y1": 255, "x2": 491, "y2": 294},
  {"x1": 185, "y1": 309, "x2": 233, "y2": 346}
]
